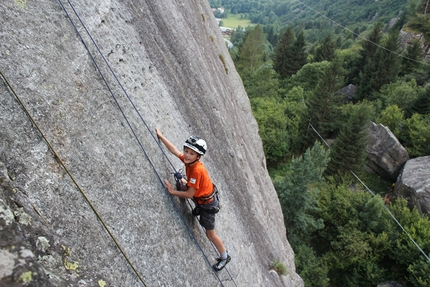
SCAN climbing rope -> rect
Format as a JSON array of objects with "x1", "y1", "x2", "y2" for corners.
[
  {"x1": 310, "y1": 123, "x2": 430, "y2": 262},
  {"x1": 59, "y1": 0, "x2": 235, "y2": 284},
  {"x1": 0, "y1": 70, "x2": 148, "y2": 287}
]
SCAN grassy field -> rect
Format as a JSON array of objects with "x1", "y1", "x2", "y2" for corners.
[{"x1": 220, "y1": 14, "x2": 255, "y2": 29}]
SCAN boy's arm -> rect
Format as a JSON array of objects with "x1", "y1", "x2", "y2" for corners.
[
  {"x1": 156, "y1": 128, "x2": 181, "y2": 157},
  {"x1": 164, "y1": 179, "x2": 196, "y2": 198}
]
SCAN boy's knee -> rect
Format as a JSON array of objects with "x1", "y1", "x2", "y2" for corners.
[{"x1": 206, "y1": 230, "x2": 216, "y2": 239}]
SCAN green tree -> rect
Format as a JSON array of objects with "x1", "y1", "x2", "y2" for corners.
[
  {"x1": 236, "y1": 25, "x2": 267, "y2": 75},
  {"x1": 377, "y1": 79, "x2": 422, "y2": 115},
  {"x1": 314, "y1": 34, "x2": 337, "y2": 62},
  {"x1": 405, "y1": 113, "x2": 430, "y2": 157},
  {"x1": 305, "y1": 60, "x2": 345, "y2": 144},
  {"x1": 288, "y1": 31, "x2": 307, "y2": 76},
  {"x1": 295, "y1": 244, "x2": 330, "y2": 287},
  {"x1": 401, "y1": 39, "x2": 425, "y2": 76},
  {"x1": 357, "y1": 25, "x2": 400, "y2": 100},
  {"x1": 273, "y1": 26, "x2": 295, "y2": 79},
  {"x1": 316, "y1": 184, "x2": 392, "y2": 287},
  {"x1": 410, "y1": 87, "x2": 430, "y2": 115},
  {"x1": 354, "y1": 21, "x2": 383, "y2": 99},
  {"x1": 407, "y1": 259, "x2": 430, "y2": 287},
  {"x1": 243, "y1": 63, "x2": 279, "y2": 99},
  {"x1": 325, "y1": 103, "x2": 371, "y2": 178},
  {"x1": 373, "y1": 30, "x2": 401, "y2": 94},
  {"x1": 283, "y1": 86, "x2": 307, "y2": 153},
  {"x1": 251, "y1": 97, "x2": 289, "y2": 164},
  {"x1": 387, "y1": 198, "x2": 430, "y2": 285},
  {"x1": 274, "y1": 142, "x2": 329, "y2": 245},
  {"x1": 376, "y1": 105, "x2": 405, "y2": 137},
  {"x1": 285, "y1": 61, "x2": 331, "y2": 93}
]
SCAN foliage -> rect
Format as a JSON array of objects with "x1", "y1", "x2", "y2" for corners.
[
  {"x1": 284, "y1": 61, "x2": 331, "y2": 93},
  {"x1": 236, "y1": 25, "x2": 267, "y2": 74},
  {"x1": 355, "y1": 21, "x2": 384, "y2": 100},
  {"x1": 325, "y1": 102, "x2": 372, "y2": 178},
  {"x1": 243, "y1": 64, "x2": 280, "y2": 99},
  {"x1": 274, "y1": 142, "x2": 329, "y2": 245},
  {"x1": 212, "y1": 1, "x2": 430, "y2": 286},
  {"x1": 376, "y1": 105, "x2": 404, "y2": 138},
  {"x1": 271, "y1": 259, "x2": 287, "y2": 276},
  {"x1": 251, "y1": 97, "x2": 289, "y2": 164},
  {"x1": 410, "y1": 87, "x2": 430, "y2": 115},
  {"x1": 401, "y1": 39, "x2": 425, "y2": 76},
  {"x1": 273, "y1": 27, "x2": 307, "y2": 79},
  {"x1": 313, "y1": 183, "x2": 392, "y2": 287},
  {"x1": 314, "y1": 34, "x2": 337, "y2": 62},
  {"x1": 407, "y1": 259, "x2": 430, "y2": 287},
  {"x1": 404, "y1": 113, "x2": 430, "y2": 157},
  {"x1": 273, "y1": 26, "x2": 295, "y2": 79},
  {"x1": 210, "y1": 0, "x2": 407, "y2": 29},
  {"x1": 294, "y1": 244, "x2": 330, "y2": 286},
  {"x1": 376, "y1": 79, "x2": 423, "y2": 115},
  {"x1": 305, "y1": 59, "x2": 345, "y2": 145},
  {"x1": 386, "y1": 198, "x2": 430, "y2": 284}
]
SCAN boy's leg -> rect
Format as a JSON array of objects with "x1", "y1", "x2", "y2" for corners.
[{"x1": 206, "y1": 229, "x2": 226, "y2": 255}]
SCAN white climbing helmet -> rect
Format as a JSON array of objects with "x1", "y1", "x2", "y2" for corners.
[{"x1": 184, "y1": 136, "x2": 207, "y2": 155}]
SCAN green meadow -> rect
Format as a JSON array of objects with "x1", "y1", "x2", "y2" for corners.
[{"x1": 220, "y1": 14, "x2": 255, "y2": 29}]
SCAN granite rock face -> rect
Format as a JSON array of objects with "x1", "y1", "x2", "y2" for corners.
[
  {"x1": 365, "y1": 122, "x2": 409, "y2": 181},
  {"x1": 395, "y1": 156, "x2": 430, "y2": 218},
  {"x1": 0, "y1": 0, "x2": 302, "y2": 286}
]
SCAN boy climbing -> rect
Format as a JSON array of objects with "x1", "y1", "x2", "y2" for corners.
[{"x1": 156, "y1": 128, "x2": 231, "y2": 271}]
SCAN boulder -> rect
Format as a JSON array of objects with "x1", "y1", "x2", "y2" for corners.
[
  {"x1": 399, "y1": 29, "x2": 429, "y2": 60},
  {"x1": 365, "y1": 122, "x2": 409, "y2": 181},
  {"x1": 337, "y1": 84, "x2": 356, "y2": 103},
  {"x1": 395, "y1": 156, "x2": 430, "y2": 218}
]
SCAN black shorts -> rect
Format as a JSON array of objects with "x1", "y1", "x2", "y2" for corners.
[{"x1": 196, "y1": 196, "x2": 219, "y2": 230}]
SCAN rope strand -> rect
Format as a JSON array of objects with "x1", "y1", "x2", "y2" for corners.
[
  {"x1": 0, "y1": 70, "x2": 149, "y2": 287},
  {"x1": 310, "y1": 123, "x2": 430, "y2": 261},
  {"x1": 59, "y1": 0, "x2": 234, "y2": 284}
]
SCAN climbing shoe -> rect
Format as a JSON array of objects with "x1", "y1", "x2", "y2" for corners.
[{"x1": 213, "y1": 254, "x2": 231, "y2": 271}]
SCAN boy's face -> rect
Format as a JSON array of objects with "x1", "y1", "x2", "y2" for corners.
[{"x1": 183, "y1": 147, "x2": 200, "y2": 164}]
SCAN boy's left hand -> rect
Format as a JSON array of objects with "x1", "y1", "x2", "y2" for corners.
[{"x1": 164, "y1": 179, "x2": 174, "y2": 194}]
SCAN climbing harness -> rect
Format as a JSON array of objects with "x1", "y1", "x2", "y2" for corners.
[
  {"x1": 57, "y1": 0, "x2": 238, "y2": 285},
  {"x1": 194, "y1": 185, "x2": 219, "y2": 204}
]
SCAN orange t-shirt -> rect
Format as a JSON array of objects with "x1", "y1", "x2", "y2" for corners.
[{"x1": 179, "y1": 154, "x2": 214, "y2": 204}]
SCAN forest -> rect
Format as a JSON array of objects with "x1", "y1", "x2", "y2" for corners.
[{"x1": 211, "y1": 0, "x2": 430, "y2": 286}]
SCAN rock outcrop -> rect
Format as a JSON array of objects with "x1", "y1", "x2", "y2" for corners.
[
  {"x1": 399, "y1": 29, "x2": 429, "y2": 59},
  {"x1": 0, "y1": 0, "x2": 302, "y2": 286},
  {"x1": 365, "y1": 122, "x2": 410, "y2": 181},
  {"x1": 395, "y1": 156, "x2": 430, "y2": 218}
]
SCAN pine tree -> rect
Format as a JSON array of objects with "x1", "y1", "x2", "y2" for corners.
[
  {"x1": 373, "y1": 30, "x2": 401, "y2": 92},
  {"x1": 351, "y1": 21, "x2": 383, "y2": 95},
  {"x1": 273, "y1": 26, "x2": 295, "y2": 79},
  {"x1": 314, "y1": 34, "x2": 336, "y2": 62},
  {"x1": 325, "y1": 103, "x2": 371, "y2": 178},
  {"x1": 401, "y1": 39, "x2": 424, "y2": 76},
  {"x1": 410, "y1": 87, "x2": 430, "y2": 115},
  {"x1": 306, "y1": 60, "x2": 345, "y2": 145},
  {"x1": 356, "y1": 24, "x2": 401, "y2": 100},
  {"x1": 287, "y1": 31, "x2": 307, "y2": 76},
  {"x1": 236, "y1": 25, "x2": 266, "y2": 75},
  {"x1": 274, "y1": 142, "x2": 329, "y2": 245}
]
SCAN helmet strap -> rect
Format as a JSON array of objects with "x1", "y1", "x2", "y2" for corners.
[{"x1": 187, "y1": 155, "x2": 201, "y2": 166}]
